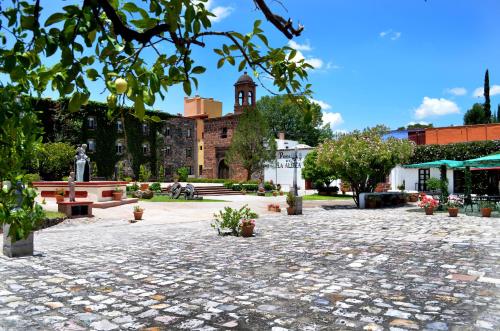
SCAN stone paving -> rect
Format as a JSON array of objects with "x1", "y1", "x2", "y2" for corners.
[{"x1": 0, "y1": 207, "x2": 499, "y2": 330}]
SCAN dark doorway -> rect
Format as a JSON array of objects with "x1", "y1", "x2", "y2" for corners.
[
  {"x1": 218, "y1": 159, "x2": 229, "y2": 179},
  {"x1": 418, "y1": 168, "x2": 430, "y2": 191}
]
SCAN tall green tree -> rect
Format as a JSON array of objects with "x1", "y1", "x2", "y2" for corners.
[
  {"x1": 36, "y1": 142, "x2": 75, "y2": 181},
  {"x1": 0, "y1": 0, "x2": 311, "y2": 119},
  {"x1": 464, "y1": 103, "x2": 487, "y2": 125},
  {"x1": 257, "y1": 95, "x2": 333, "y2": 146},
  {"x1": 316, "y1": 128, "x2": 414, "y2": 207},
  {"x1": 484, "y1": 69, "x2": 491, "y2": 121},
  {"x1": 302, "y1": 150, "x2": 336, "y2": 188},
  {"x1": 226, "y1": 108, "x2": 277, "y2": 181},
  {"x1": 496, "y1": 104, "x2": 500, "y2": 123}
]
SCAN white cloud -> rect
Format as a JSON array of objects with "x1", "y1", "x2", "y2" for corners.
[
  {"x1": 322, "y1": 112, "x2": 344, "y2": 128},
  {"x1": 326, "y1": 61, "x2": 341, "y2": 70},
  {"x1": 414, "y1": 97, "x2": 460, "y2": 119},
  {"x1": 309, "y1": 98, "x2": 332, "y2": 110},
  {"x1": 288, "y1": 50, "x2": 323, "y2": 69},
  {"x1": 445, "y1": 87, "x2": 467, "y2": 96},
  {"x1": 288, "y1": 40, "x2": 312, "y2": 52},
  {"x1": 379, "y1": 29, "x2": 401, "y2": 41},
  {"x1": 196, "y1": 0, "x2": 233, "y2": 22},
  {"x1": 407, "y1": 121, "x2": 429, "y2": 126},
  {"x1": 473, "y1": 85, "x2": 500, "y2": 98}
]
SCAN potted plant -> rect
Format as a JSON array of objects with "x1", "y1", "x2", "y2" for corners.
[
  {"x1": 418, "y1": 194, "x2": 438, "y2": 215},
  {"x1": 409, "y1": 193, "x2": 418, "y2": 202},
  {"x1": 272, "y1": 190, "x2": 278, "y2": 197},
  {"x1": 240, "y1": 218, "x2": 256, "y2": 237},
  {"x1": 140, "y1": 183, "x2": 150, "y2": 191},
  {"x1": 211, "y1": 205, "x2": 258, "y2": 236},
  {"x1": 133, "y1": 205, "x2": 144, "y2": 220},
  {"x1": 286, "y1": 191, "x2": 296, "y2": 215},
  {"x1": 54, "y1": 188, "x2": 65, "y2": 203},
  {"x1": 479, "y1": 201, "x2": 494, "y2": 217},
  {"x1": 113, "y1": 186, "x2": 123, "y2": 201},
  {"x1": 446, "y1": 195, "x2": 463, "y2": 217}
]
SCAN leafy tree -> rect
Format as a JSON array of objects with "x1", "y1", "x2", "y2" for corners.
[
  {"x1": 484, "y1": 69, "x2": 491, "y2": 121},
  {"x1": 176, "y1": 166, "x2": 189, "y2": 182},
  {"x1": 397, "y1": 123, "x2": 433, "y2": 130},
  {"x1": 0, "y1": 0, "x2": 311, "y2": 119},
  {"x1": 302, "y1": 150, "x2": 336, "y2": 188},
  {"x1": 257, "y1": 95, "x2": 332, "y2": 146},
  {"x1": 463, "y1": 103, "x2": 487, "y2": 125},
  {"x1": 316, "y1": 128, "x2": 414, "y2": 207},
  {"x1": 36, "y1": 142, "x2": 75, "y2": 180},
  {"x1": 0, "y1": 85, "x2": 45, "y2": 241},
  {"x1": 496, "y1": 104, "x2": 500, "y2": 123},
  {"x1": 226, "y1": 107, "x2": 277, "y2": 180}
]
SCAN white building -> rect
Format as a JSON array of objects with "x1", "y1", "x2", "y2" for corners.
[
  {"x1": 389, "y1": 165, "x2": 455, "y2": 193},
  {"x1": 264, "y1": 136, "x2": 313, "y2": 191}
]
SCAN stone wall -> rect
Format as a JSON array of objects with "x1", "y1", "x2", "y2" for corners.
[
  {"x1": 202, "y1": 115, "x2": 247, "y2": 180},
  {"x1": 162, "y1": 117, "x2": 197, "y2": 181}
]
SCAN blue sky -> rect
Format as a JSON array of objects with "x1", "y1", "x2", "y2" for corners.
[{"x1": 5, "y1": 0, "x2": 500, "y2": 131}]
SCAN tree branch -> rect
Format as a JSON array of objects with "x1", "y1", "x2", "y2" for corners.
[{"x1": 253, "y1": 0, "x2": 303, "y2": 39}]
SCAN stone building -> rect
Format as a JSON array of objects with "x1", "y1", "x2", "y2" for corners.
[
  {"x1": 201, "y1": 72, "x2": 257, "y2": 180},
  {"x1": 161, "y1": 116, "x2": 197, "y2": 181}
]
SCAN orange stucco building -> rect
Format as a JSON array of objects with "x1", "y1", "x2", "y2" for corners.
[{"x1": 425, "y1": 123, "x2": 500, "y2": 145}]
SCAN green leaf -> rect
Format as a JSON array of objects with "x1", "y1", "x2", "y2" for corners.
[
  {"x1": 134, "y1": 97, "x2": 146, "y2": 119},
  {"x1": 183, "y1": 80, "x2": 192, "y2": 95},
  {"x1": 68, "y1": 92, "x2": 82, "y2": 112},
  {"x1": 217, "y1": 58, "x2": 225, "y2": 69},
  {"x1": 191, "y1": 66, "x2": 206, "y2": 74},
  {"x1": 238, "y1": 60, "x2": 246, "y2": 71},
  {"x1": 45, "y1": 13, "x2": 66, "y2": 26}
]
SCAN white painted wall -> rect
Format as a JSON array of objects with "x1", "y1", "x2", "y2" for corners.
[
  {"x1": 264, "y1": 147, "x2": 312, "y2": 191},
  {"x1": 389, "y1": 165, "x2": 455, "y2": 193}
]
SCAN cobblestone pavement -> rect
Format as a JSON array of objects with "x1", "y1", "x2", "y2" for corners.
[{"x1": 0, "y1": 208, "x2": 499, "y2": 330}]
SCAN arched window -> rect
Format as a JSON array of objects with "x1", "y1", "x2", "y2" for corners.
[
  {"x1": 238, "y1": 91, "x2": 245, "y2": 105},
  {"x1": 247, "y1": 91, "x2": 253, "y2": 105}
]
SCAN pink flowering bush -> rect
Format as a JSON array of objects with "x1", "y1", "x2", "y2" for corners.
[
  {"x1": 418, "y1": 194, "x2": 438, "y2": 209},
  {"x1": 446, "y1": 195, "x2": 463, "y2": 208}
]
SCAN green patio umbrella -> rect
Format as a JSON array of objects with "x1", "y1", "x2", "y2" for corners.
[
  {"x1": 463, "y1": 153, "x2": 500, "y2": 168},
  {"x1": 403, "y1": 159, "x2": 464, "y2": 169}
]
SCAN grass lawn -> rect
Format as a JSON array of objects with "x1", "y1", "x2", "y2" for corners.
[
  {"x1": 140, "y1": 195, "x2": 227, "y2": 203},
  {"x1": 302, "y1": 194, "x2": 353, "y2": 201},
  {"x1": 44, "y1": 211, "x2": 66, "y2": 219}
]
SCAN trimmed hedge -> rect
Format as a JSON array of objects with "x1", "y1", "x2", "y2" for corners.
[{"x1": 410, "y1": 140, "x2": 500, "y2": 163}]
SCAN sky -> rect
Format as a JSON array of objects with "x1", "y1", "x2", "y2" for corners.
[{"x1": 4, "y1": 0, "x2": 500, "y2": 132}]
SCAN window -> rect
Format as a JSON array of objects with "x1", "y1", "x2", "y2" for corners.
[
  {"x1": 186, "y1": 148, "x2": 192, "y2": 158},
  {"x1": 221, "y1": 127, "x2": 228, "y2": 139},
  {"x1": 87, "y1": 139, "x2": 96, "y2": 152},
  {"x1": 142, "y1": 143, "x2": 150, "y2": 155},
  {"x1": 165, "y1": 127, "x2": 171, "y2": 137},
  {"x1": 187, "y1": 166, "x2": 192, "y2": 175},
  {"x1": 116, "y1": 141, "x2": 124, "y2": 155},
  {"x1": 117, "y1": 120, "x2": 123, "y2": 132},
  {"x1": 87, "y1": 116, "x2": 96, "y2": 129},
  {"x1": 248, "y1": 91, "x2": 253, "y2": 105},
  {"x1": 142, "y1": 123, "x2": 149, "y2": 135},
  {"x1": 238, "y1": 91, "x2": 245, "y2": 105},
  {"x1": 199, "y1": 145, "x2": 203, "y2": 151},
  {"x1": 187, "y1": 128, "x2": 191, "y2": 138},
  {"x1": 199, "y1": 165, "x2": 203, "y2": 176},
  {"x1": 165, "y1": 145, "x2": 171, "y2": 156}
]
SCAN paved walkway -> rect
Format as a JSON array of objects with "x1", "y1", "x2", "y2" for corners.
[{"x1": 1, "y1": 208, "x2": 499, "y2": 330}]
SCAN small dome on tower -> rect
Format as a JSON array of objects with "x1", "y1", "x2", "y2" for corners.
[{"x1": 235, "y1": 72, "x2": 255, "y2": 85}]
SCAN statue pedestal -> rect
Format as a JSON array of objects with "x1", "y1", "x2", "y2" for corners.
[
  {"x1": 32, "y1": 181, "x2": 127, "y2": 202},
  {"x1": 58, "y1": 201, "x2": 93, "y2": 218}
]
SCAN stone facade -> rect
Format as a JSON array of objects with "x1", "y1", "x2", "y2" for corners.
[
  {"x1": 162, "y1": 116, "x2": 197, "y2": 181},
  {"x1": 202, "y1": 114, "x2": 247, "y2": 180}
]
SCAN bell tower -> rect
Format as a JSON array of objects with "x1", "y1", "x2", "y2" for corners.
[{"x1": 234, "y1": 72, "x2": 257, "y2": 114}]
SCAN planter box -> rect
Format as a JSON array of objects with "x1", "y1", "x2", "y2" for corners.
[{"x1": 3, "y1": 224, "x2": 34, "y2": 258}]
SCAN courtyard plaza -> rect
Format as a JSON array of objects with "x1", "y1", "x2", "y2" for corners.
[{"x1": 0, "y1": 198, "x2": 499, "y2": 331}]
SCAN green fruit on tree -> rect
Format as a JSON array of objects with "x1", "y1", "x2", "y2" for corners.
[
  {"x1": 115, "y1": 78, "x2": 128, "y2": 94},
  {"x1": 107, "y1": 93, "x2": 117, "y2": 107}
]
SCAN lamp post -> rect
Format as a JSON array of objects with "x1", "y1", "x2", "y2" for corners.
[{"x1": 293, "y1": 146, "x2": 298, "y2": 196}]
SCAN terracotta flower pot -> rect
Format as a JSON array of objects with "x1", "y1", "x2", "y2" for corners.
[
  {"x1": 133, "y1": 211, "x2": 143, "y2": 220},
  {"x1": 113, "y1": 191, "x2": 123, "y2": 201},
  {"x1": 481, "y1": 207, "x2": 492, "y2": 217},
  {"x1": 448, "y1": 207, "x2": 459, "y2": 217},
  {"x1": 409, "y1": 195, "x2": 418, "y2": 202},
  {"x1": 287, "y1": 207, "x2": 295, "y2": 215},
  {"x1": 140, "y1": 183, "x2": 149, "y2": 191},
  {"x1": 55, "y1": 195, "x2": 64, "y2": 203},
  {"x1": 279, "y1": 192, "x2": 284, "y2": 196},
  {"x1": 425, "y1": 207, "x2": 434, "y2": 215},
  {"x1": 241, "y1": 224, "x2": 254, "y2": 237}
]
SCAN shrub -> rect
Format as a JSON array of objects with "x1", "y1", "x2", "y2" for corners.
[
  {"x1": 176, "y1": 167, "x2": 189, "y2": 182},
  {"x1": 264, "y1": 182, "x2": 274, "y2": 191},
  {"x1": 425, "y1": 177, "x2": 443, "y2": 191},
  {"x1": 127, "y1": 182, "x2": 139, "y2": 192},
  {"x1": 149, "y1": 182, "x2": 162, "y2": 193},
  {"x1": 36, "y1": 142, "x2": 75, "y2": 181},
  {"x1": 139, "y1": 165, "x2": 152, "y2": 182},
  {"x1": 286, "y1": 191, "x2": 296, "y2": 207},
  {"x1": 211, "y1": 205, "x2": 258, "y2": 236},
  {"x1": 24, "y1": 173, "x2": 41, "y2": 184}
]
